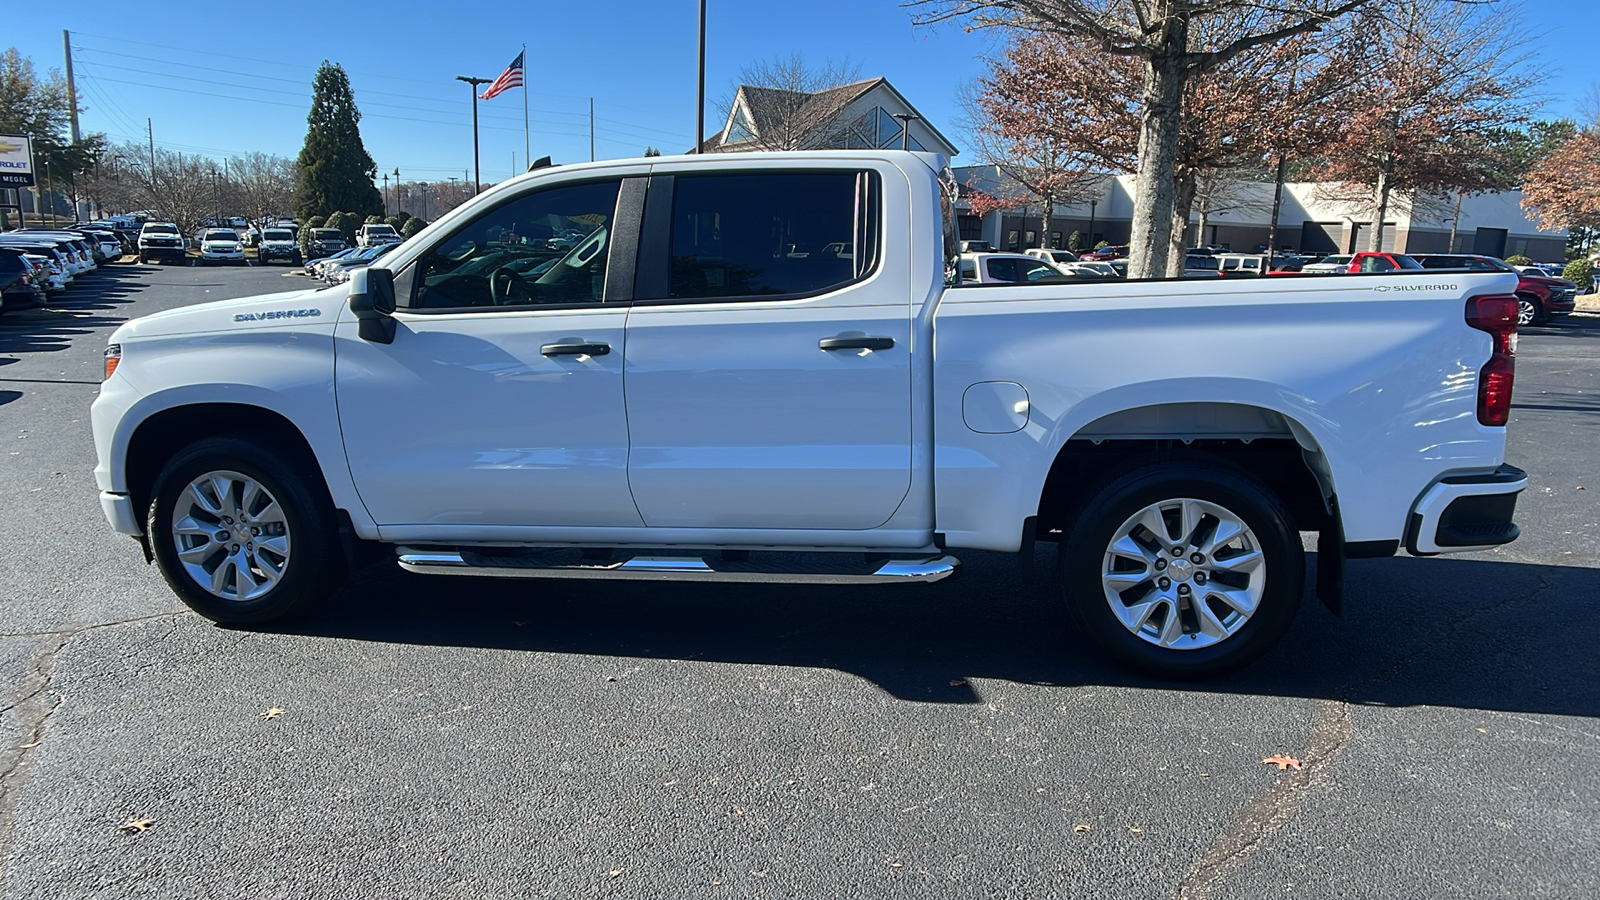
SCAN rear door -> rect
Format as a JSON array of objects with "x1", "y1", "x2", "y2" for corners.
[{"x1": 622, "y1": 164, "x2": 913, "y2": 530}]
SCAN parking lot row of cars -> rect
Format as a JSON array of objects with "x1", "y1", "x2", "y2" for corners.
[
  {"x1": 0, "y1": 225, "x2": 133, "y2": 314},
  {"x1": 957, "y1": 242, "x2": 1585, "y2": 325}
]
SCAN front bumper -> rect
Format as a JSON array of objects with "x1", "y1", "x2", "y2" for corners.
[
  {"x1": 1406, "y1": 464, "x2": 1526, "y2": 555},
  {"x1": 1544, "y1": 289, "x2": 1576, "y2": 316}
]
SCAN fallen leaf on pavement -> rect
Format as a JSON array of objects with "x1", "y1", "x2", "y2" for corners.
[
  {"x1": 1073, "y1": 823, "x2": 1091, "y2": 834},
  {"x1": 888, "y1": 860, "x2": 905, "y2": 868},
  {"x1": 119, "y1": 818, "x2": 155, "y2": 834},
  {"x1": 260, "y1": 708, "x2": 284, "y2": 720},
  {"x1": 1476, "y1": 727, "x2": 1488, "y2": 733},
  {"x1": 1262, "y1": 754, "x2": 1303, "y2": 771},
  {"x1": 609, "y1": 869, "x2": 622, "y2": 878}
]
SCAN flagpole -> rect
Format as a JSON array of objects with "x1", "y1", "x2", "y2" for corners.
[{"x1": 521, "y1": 45, "x2": 530, "y2": 172}]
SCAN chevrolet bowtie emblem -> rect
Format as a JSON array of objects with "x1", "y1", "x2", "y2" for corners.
[{"x1": 0, "y1": 141, "x2": 22, "y2": 154}]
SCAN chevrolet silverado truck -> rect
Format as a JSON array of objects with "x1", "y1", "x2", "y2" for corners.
[{"x1": 90, "y1": 151, "x2": 1527, "y2": 677}]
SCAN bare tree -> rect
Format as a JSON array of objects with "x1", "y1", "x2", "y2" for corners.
[
  {"x1": 1314, "y1": 0, "x2": 1541, "y2": 250},
  {"x1": 229, "y1": 152, "x2": 296, "y2": 226},
  {"x1": 909, "y1": 0, "x2": 1376, "y2": 278},
  {"x1": 710, "y1": 54, "x2": 865, "y2": 151},
  {"x1": 976, "y1": 24, "x2": 1355, "y2": 273},
  {"x1": 956, "y1": 80, "x2": 1095, "y2": 247}
]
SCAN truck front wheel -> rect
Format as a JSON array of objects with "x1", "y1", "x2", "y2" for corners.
[
  {"x1": 148, "y1": 436, "x2": 344, "y2": 624},
  {"x1": 1059, "y1": 457, "x2": 1303, "y2": 678}
]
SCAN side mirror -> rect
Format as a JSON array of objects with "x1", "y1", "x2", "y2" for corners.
[{"x1": 348, "y1": 267, "x2": 397, "y2": 343}]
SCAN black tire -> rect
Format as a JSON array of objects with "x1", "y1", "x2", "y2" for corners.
[
  {"x1": 138, "y1": 255, "x2": 147, "y2": 264},
  {"x1": 1058, "y1": 454, "x2": 1304, "y2": 678},
  {"x1": 148, "y1": 435, "x2": 345, "y2": 624}
]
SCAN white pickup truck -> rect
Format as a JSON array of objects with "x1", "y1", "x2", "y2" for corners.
[{"x1": 90, "y1": 150, "x2": 1526, "y2": 677}]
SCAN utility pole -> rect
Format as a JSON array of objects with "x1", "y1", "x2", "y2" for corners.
[
  {"x1": 456, "y1": 75, "x2": 492, "y2": 194},
  {"x1": 63, "y1": 31, "x2": 81, "y2": 144},
  {"x1": 147, "y1": 118, "x2": 157, "y2": 185},
  {"x1": 382, "y1": 173, "x2": 389, "y2": 216},
  {"x1": 695, "y1": 0, "x2": 706, "y2": 153},
  {"x1": 589, "y1": 98, "x2": 595, "y2": 162}
]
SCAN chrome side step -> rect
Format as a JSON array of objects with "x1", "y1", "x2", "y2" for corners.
[{"x1": 395, "y1": 547, "x2": 960, "y2": 585}]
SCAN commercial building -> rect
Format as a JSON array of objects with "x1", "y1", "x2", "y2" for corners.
[{"x1": 953, "y1": 166, "x2": 1569, "y2": 262}]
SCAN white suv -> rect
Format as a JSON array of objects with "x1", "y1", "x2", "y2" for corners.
[
  {"x1": 137, "y1": 223, "x2": 187, "y2": 265},
  {"x1": 198, "y1": 229, "x2": 246, "y2": 265},
  {"x1": 356, "y1": 223, "x2": 402, "y2": 248}
]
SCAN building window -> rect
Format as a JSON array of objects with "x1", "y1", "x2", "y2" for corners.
[{"x1": 726, "y1": 107, "x2": 756, "y2": 144}]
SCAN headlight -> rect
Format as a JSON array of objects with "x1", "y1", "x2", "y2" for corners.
[{"x1": 104, "y1": 344, "x2": 121, "y2": 381}]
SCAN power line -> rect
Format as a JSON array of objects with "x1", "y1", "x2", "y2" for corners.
[{"x1": 69, "y1": 32, "x2": 694, "y2": 131}]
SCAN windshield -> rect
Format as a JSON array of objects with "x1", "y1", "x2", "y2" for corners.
[
  {"x1": 144, "y1": 225, "x2": 177, "y2": 234},
  {"x1": 314, "y1": 230, "x2": 342, "y2": 239},
  {"x1": 366, "y1": 225, "x2": 396, "y2": 235},
  {"x1": 204, "y1": 231, "x2": 235, "y2": 242},
  {"x1": 263, "y1": 230, "x2": 294, "y2": 241}
]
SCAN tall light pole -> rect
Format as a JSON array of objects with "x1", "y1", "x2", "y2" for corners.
[
  {"x1": 382, "y1": 172, "x2": 389, "y2": 216},
  {"x1": 1088, "y1": 198, "x2": 1098, "y2": 250},
  {"x1": 890, "y1": 113, "x2": 920, "y2": 151},
  {"x1": 456, "y1": 75, "x2": 491, "y2": 193},
  {"x1": 393, "y1": 168, "x2": 401, "y2": 215},
  {"x1": 695, "y1": 0, "x2": 706, "y2": 152}
]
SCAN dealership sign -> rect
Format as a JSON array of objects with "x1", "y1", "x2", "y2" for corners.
[{"x1": 0, "y1": 134, "x2": 36, "y2": 187}]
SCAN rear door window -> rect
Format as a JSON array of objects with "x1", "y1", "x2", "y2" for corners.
[{"x1": 665, "y1": 171, "x2": 877, "y2": 300}]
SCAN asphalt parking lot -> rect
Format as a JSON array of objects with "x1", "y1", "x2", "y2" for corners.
[{"x1": 1, "y1": 263, "x2": 1596, "y2": 899}]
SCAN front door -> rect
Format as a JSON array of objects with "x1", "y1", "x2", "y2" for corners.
[
  {"x1": 623, "y1": 167, "x2": 913, "y2": 530},
  {"x1": 335, "y1": 177, "x2": 643, "y2": 530}
]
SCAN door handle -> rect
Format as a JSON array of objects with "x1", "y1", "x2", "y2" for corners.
[
  {"x1": 819, "y1": 336, "x2": 895, "y2": 351},
  {"x1": 540, "y1": 341, "x2": 611, "y2": 357}
]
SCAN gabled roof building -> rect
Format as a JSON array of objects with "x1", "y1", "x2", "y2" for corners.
[{"x1": 699, "y1": 77, "x2": 958, "y2": 158}]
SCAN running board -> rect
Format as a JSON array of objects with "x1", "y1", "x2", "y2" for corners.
[{"x1": 395, "y1": 546, "x2": 960, "y2": 585}]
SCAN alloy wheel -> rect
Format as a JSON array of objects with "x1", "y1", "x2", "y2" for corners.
[{"x1": 1099, "y1": 498, "x2": 1266, "y2": 650}]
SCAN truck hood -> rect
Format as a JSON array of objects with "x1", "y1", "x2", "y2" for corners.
[{"x1": 111, "y1": 284, "x2": 347, "y2": 341}]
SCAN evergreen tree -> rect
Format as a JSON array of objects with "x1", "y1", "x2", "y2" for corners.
[{"x1": 295, "y1": 62, "x2": 382, "y2": 220}]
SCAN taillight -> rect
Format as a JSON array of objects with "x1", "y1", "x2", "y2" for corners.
[
  {"x1": 104, "y1": 344, "x2": 121, "y2": 381},
  {"x1": 1465, "y1": 295, "x2": 1516, "y2": 426}
]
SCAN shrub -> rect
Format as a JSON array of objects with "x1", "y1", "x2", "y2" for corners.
[
  {"x1": 1563, "y1": 258, "x2": 1595, "y2": 294},
  {"x1": 365, "y1": 214, "x2": 383, "y2": 225},
  {"x1": 401, "y1": 217, "x2": 427, "y2": 239},
  {"x1": 1504, "y1": 254, "x2": 1533, "y2": 266},
  {"x1": 384, "y1": 215, "x2": 406, "y2": 231},
  {"x1": 1067, "y1": 231, "x2": 1082, "y2": 251},
  {"x1": 308, "y1": 216, "x2": 326, "y2": 229},
  {"x1": 1094, "y1": 240, "x2": 1109, "y2": 250}
]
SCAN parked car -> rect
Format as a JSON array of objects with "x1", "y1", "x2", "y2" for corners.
[
  {"x1": 323, "y1": 243, "x2": 401, "y2": 283},
  {"x1": 958, "y1": 240, "x2": 993, "y2": 253},
  {"x1": 1060, "y1": 260, "x2": 1121, "y2": 279},
  {"x1": 1082, "y1": 244, "x2": 1129, "y2": 261},
  {"x1": 0, "y1": 236, "x2": 87, "y2": 278},
  {"x1": 356, "y1": 223, "x2": 403, "y2": 248},
  {"x1": 0, "y1": 247, "x2": 36, "y2": 312},
  {"x1": 1347, "y1": 251, "x2": 1424, "y2": 273},
  {"x1": 1413, "y1": 253, "x2": 1577, "y2": 325},
  {"x1": 1025, "y1": 248, "x2": 1080, "y2": 267},
  {"x1": 1183, "y1": 255, "x2": 1224, "y2": 278},
  {"x1": 306, "y1": 228, "x2": 347, "y2": 259},
  {"x1": 1215, "y1": 253, "x2": 1265, "y2": 276},
  {"x1": 91, "y1": 150, "x2": 1527, "y2": 680},
  {"x1": 957, "y1": 252, "x2": 1076, "y2": 284},
  {"x1": 257, "y1": 229, "x2": 302, "y2": 266},
  {"x1": 1298, "y1": 254, "x2": 1350, "y2": 274},
  {"x1": 305, "y1": 246, "x2": 363, "y2": 278},
  {"x1": 137, "y1": 223, "x2": 188, "y2": 264},
  {"x1": 23, "y1": 253, "x2": 69, "y2": 292},
  {"x1": 198, "y1": 229, "x2": 247, "y2": 266}
]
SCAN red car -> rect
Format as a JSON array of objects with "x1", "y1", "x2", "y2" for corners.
[
  {"x1": 1081, "y1": 244, "x2": 1129, "y2": 261},
  {"x1": 1411, "y1": 254, "x2": 1577, "y2": 325}
]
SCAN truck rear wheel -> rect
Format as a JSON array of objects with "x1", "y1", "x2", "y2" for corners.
[
  {"x1": 1059, "y1": 456, "x2": 1303, "y2": 678},
  {"x1": 148, "y1": 436, "x2": 344, "y2": 624}
]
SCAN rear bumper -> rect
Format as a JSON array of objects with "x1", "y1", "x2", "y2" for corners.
[{"x1": 1406, "y1": 464, "x2": 1526, "y2": 555}]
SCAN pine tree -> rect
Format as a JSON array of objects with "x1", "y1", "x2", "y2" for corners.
[{"x1": 295, "y1": 62, "x2": 382, "y2": 220}]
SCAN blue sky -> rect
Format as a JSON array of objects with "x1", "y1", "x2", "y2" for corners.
[{"x1": 5, "y1": 0, "x2": 1596, "y2": 185}]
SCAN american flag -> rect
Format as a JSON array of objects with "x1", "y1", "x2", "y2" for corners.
[{"x1": 479, "y1": 51, "x2": 525, "y2": 100}]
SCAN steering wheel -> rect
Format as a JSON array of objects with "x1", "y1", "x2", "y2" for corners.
[{"x1": 489, "y1": 265, "x2": 531, "y2": 305}]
